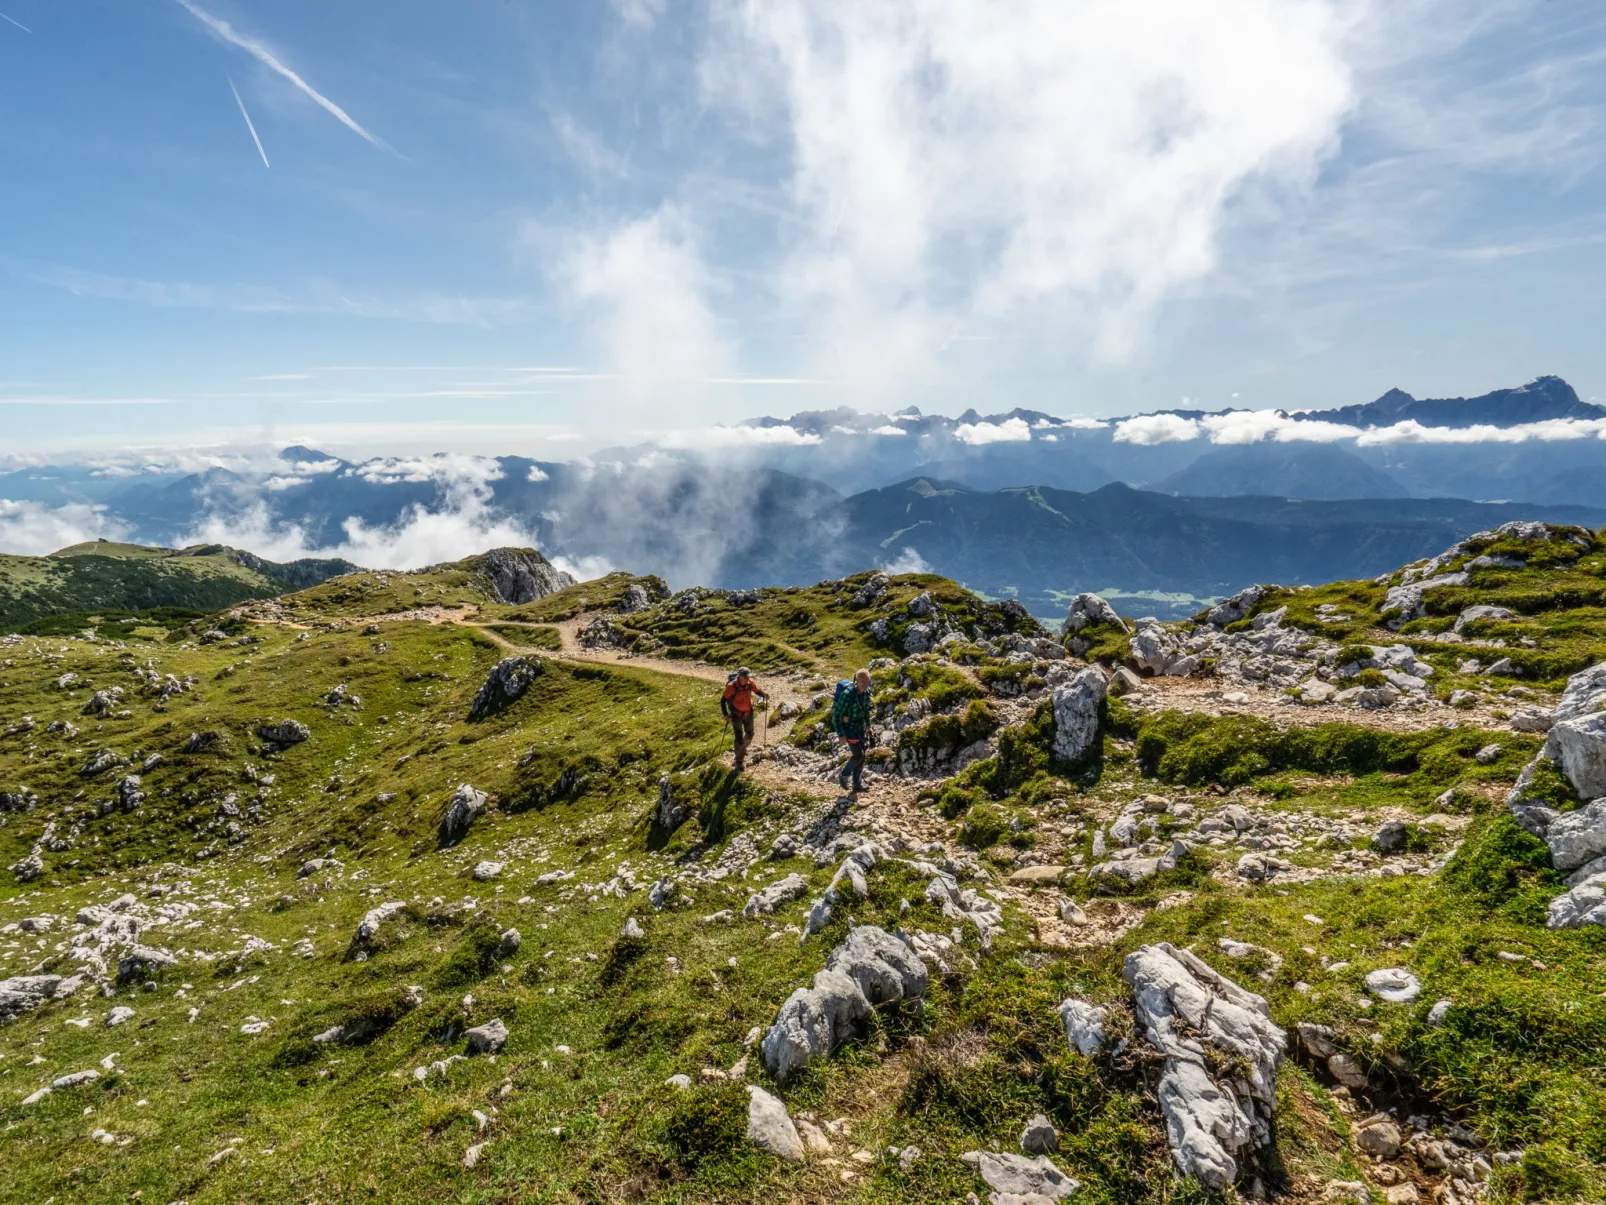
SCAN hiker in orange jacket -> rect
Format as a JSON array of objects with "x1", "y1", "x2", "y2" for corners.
[{"x1": 721, "y1": 666, "x2": 768, "y2": 772}]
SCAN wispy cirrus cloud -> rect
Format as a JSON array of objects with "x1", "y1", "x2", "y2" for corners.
[
  {"x1": 10, "y1": 260, "x2": 533, "y2": 326},
  {"x1": 173, "y1": 0, "x2": 391, "y2": 153}
]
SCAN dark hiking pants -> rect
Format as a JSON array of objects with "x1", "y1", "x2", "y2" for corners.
[{"x1": 732, "y1": 710, "x2": 755, "y2": 766}]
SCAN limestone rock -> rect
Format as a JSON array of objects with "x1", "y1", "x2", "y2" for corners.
[
  {"x1": 497, "y1": 928, "x2": 522, "y2": 957},
  {"x1": 1554, "y1": 660, "x2": 1606, "y2": 721},
  {"x1": 354, "y1": 901, "x2": 408, "y2": 946},
  {"x1": 1548, "y1": 873, "x2": 1606, "y2": 929},
  {"x1": 471, "y1": 861, "x2": 503, "y2": 882},
  {"x1": 1062, "y1": 593, "x2": 1129, "y2": 640},
  {"x1": 1123, "y1": 942, "x2": 1286, "y2": 1190},
  {"x1": 960, "y1": 1150, "x2": 1081, "y2": 1200},
  {"x1": 1452, "y1": 604, "x2": 1516, "y2": 633},
  {"x1": 1020, "y1": 1113, "x2": 1059, "y2": 1155},
  {"x1": 256, "y1": 719, "x2": 310, "y2": 749},
  {"x1": 439, "y1": 784, "x2": 487, "y2": 847},
  {"x1": 0, "y1": 975, "x2": 64, "y2": 1023},
  {"x1": 1058, "y1": 998, "x2": 1107, "y2": 1057},
  {"x1": 1545, "y1": 714, "x2": 1606, "y2": 801},
  {"x1": 468, "y1": 656, "x2": 543, "y2": 721},
  {"x1": 1327, "y1": 1052, "x2": 1369, "y2": 1090},
  {"x1": 116, "y1": 944, "x2": 176, "y2": 983},
  {"x1": 476, "y1": 547, "x2": 576, "y2": 604},
  {"x1": 1364, "y1": 968, "x2": 1422, "y2": 1003},
  {"x1": 761, "y1": 967, "x2": 869, "y2": 1083},
  {"x1": 1543, "y1": 798, "x2": 1606, "y2": 872},
  {"x1": 744, "y1": 873, "x2": 809, "y2": 918},
  {"x1": 745, "y1": 1085, "x2": 804, "y2": 1161},
  {"x1": 1355, "y1": 1116, "x2": 1402, "y2": 1159},
  {"x1": 1050, "y1": 667, "x2": 1106, "y2": 764},
  {"x1": 466, "y1": 1018, "x2": 509, "y2": 1054},
  {"x1": 824, "y1": 925, "x2": 928, "y2": 1006}
]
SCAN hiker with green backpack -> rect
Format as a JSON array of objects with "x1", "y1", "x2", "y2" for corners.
[{"x1": 832, "y1": 668, "x2": 875, "y2": 796}]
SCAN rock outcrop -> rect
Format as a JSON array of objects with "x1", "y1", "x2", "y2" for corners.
[
  {"x1": 438, "y1": 784, "x2": 487, "y2": 847},
  {"x1": 475, "y1": 547, "x2": 575, "y2": 604},
  {"x1": 1123, "y1": 942, "x2": 1286, "y2": 1190},
  {"x1": 761, "y1": 925, "x2": 925, "y2": 1082},
  {"x1": 1051, "y1": 667, "x2": 1106, "y2": 764},
  {"x1": 468, "y1": 656, "x2": 543, "y2": 721}
]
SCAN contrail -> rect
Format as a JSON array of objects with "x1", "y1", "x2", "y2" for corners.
[
  {"x1": 0, "y1": 11, "x2": 31, "y2": 32},
  {"x1": 229, "y1": 78, "x2": 271, "y2": 168},
  {"x1": 173, "y1": 0, "x2": 389, "y2": 152}
]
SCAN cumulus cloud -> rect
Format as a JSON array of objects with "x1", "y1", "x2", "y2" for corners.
[
  {"x1": 561, "y1": 206, "x2": 731, "y2": 396},
  {"x1": 1112, "y1": 413, "x2": 1203, "y2": 445},
  {"x1": 954, "y1": 417, "x2": 1032, "y2": 446},
  {"x1": 882, "y1": 546, "x2": 930, "y2": 574},
  {"x1": 703, "y1": 0, "x2": 1356, "y2": 372},
  {"x1": 180, "y1": 455, "x2": 541, "y2": 571},
  {"x1": 0, "y1": 500, "x2": 131, "y2": 555}
]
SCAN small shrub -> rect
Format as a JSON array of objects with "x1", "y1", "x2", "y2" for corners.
[
  {"x1": 660, "y1": 1082, "x2": 749, "y2": 1167},
  {"x1": 432, "y1": 919, "x2": 504, "y2": 988},
  {"x1": 1441, "y1": 814, "x2": 1561, "y2": 921}
]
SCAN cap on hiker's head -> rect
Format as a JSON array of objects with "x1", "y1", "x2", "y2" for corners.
[{"x1": 737, "y1": 667, "x2": 751, "y2": 678}]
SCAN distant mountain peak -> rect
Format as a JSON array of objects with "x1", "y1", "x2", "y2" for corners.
[
  {"x1": 1298, "y1": 376, "x2": 1598, "y2": 429},
  {"x1": 279, "y1": 445, "x2": 338, "y2": 463}
]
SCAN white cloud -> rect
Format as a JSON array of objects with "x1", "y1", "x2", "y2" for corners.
[
  {"x1": 882, "y1": 546, "x2": 931, "y2": 574},
  {"x1": 551, "y1": 553, "x2": 616, "y2": 581},
  {"x1": 953, "y1": 417, "x2": 1032, "y2": 446},
  {"x1": 1197, "y1": 411, "x2": 1358, "y2": 444},
  {"x1": 658, "y1": 424, "x2": 821, "y2": 449},
  {"x1": 869, "y1": 425, "x2": 907, "y2": 436},
  {"x1": 526, "y1": 465, "x2": 550, "y2": 482},
  {"x1": 1112, "y1": 414, "x2": 1202, "y2": 445},
  {"x1": 0, "y1": 500, "x2": 131, "y2": 555},
  {"x1": 562, "y1": 206, "x2": 731, "y2": 394},
  {"x1": 705, "y1": 0, "x2": 1356, "y2": 372},
  {"x1": 1356, "y1": 416, "x2": 1606, "y2": 445}
]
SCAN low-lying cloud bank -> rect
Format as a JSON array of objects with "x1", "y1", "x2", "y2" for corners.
[
  {"x1": 0, "y1": 500, "x2": 130, "y2": 556},
  {"x1": 1114, "y1": 411, "x2": 1606, "y2": 446}
]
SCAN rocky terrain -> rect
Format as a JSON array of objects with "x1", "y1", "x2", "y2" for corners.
[{"x1": 0, "y1": 530, "x2": 1602, "y2": 1204}]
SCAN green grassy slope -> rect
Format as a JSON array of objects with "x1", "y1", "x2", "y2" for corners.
[
  {"x1": 0, "y1": 555, "x2": 1600, "y2": 1204},
  {"x1": 0, "y1": 543, "x2": 358, "y2": 633}
]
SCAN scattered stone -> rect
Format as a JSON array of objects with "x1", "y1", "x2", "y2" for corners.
[
  {"x1": 471, "y1": 861, "x2": 503, "y2": 882},
  {"x1": 1327, "y1": 1052, "x2": 1369, "y2": 1091},
  {"x1": 297, "y1": 857, "x2": 343, "y2": 879},
  {"x1": 1372, "y1": 820, "x2": 1409, "y2": 854},
  {"x1": 1355, "y1": 1115, "x2": 1402, "y2": 1159},
  {"x1": 1020, "y1": 1113, "x2": 1059, "y2": 1155},
  {"x1": 1107, "y1": 666, "x2": 1144, "y2": 697},
  {"x1": 744, "y1": 873, "x2": 810, "y2": 918},
  {"x1": 0, "y1": 975, "x2": 66, "y2": 1023},
  {"x1": 745, "y1": 1084, "x2": 804, "y2": 1161},
  {"x1": 1474, "y1": 743, "x2": 1502, "y2": 765},
  {"x1": 256, "y1": 719, "x2": 310, "y2": 749},
  {"x1": 960, "y1": 1150, "x2": 1080, "y2": 1201},
  {"x1": 1058, "y1": 998, "x2": 1108, "y2": 1057},
  {"x1": 1365, "y1": 968, "x2": 1422, "y2": 1003},
  {"x1": 466, "y1": 1018, "x2": 509, "y2": 1054},
  {"x1": 1453, "y1": 604, "x2": 1516, "y2": 633},
  {"x1": 620, "y1": 917, "x2": 645, "y2": 940},
  {"x1": 1427, "y1": 999, "x2": 1452, "y2": 1026},
  {"x1": 107, "y1": 1006, "x2": 135, "y2": 1027},
  {"x1": 1008, "y1": 864, "x2": 1065, "y2": 886},
  {"x1": 498, "y1": 928, "x2": 522, "y2": 957}
]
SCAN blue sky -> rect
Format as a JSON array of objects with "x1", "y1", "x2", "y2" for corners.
[{"x1": 2, "y1": 0, "x2": 1606, "y2": 460}]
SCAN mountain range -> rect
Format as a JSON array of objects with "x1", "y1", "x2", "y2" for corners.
[{"x1": 4, "y1": 376, "x2": 1606, "y2": 621}]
